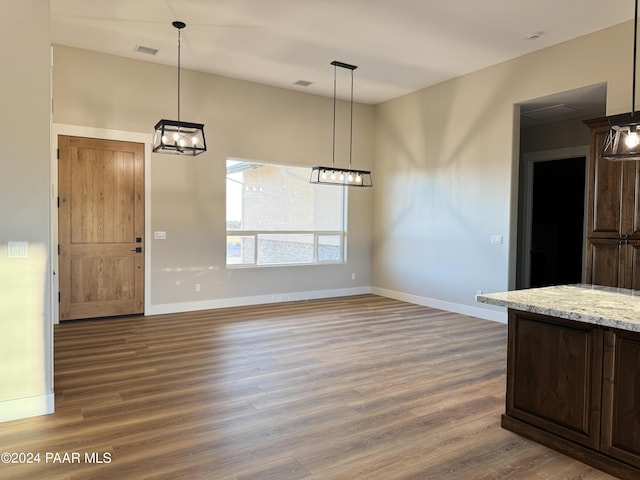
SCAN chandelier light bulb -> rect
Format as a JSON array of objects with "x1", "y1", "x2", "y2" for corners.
[
  {"x1": 355, "y1": 173, "x2": 362, "y2": 183},
  {"x1": 626, "y1": 130, "x2": 640, "y2": 148}
]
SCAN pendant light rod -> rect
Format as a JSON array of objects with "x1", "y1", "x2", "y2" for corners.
[{"x1": 172, "y1": 21, "x2": 186, "y2": 122}]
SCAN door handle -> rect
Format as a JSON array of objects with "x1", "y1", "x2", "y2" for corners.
[{"x1": 131, "y1": 247, "x2": 142, "y2": 253}]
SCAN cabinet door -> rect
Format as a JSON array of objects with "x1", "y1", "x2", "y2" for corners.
[
  {"x1": 585, "y1": 238, "x2": 624, "y2": 288},
  {"x1": 586, "y1": 122, "x2": 624, "y2": 238},
  {"x1": 586, "y1": 119, "x2": 640, "y2": 238},
  {"x1": 506, "y1": 310, "x2": 603, "y2": 449},
  {"x1": 623, "y1": 241, "x2": 640, "y2": 290},
  {"x1": 601, "y1": 329, "x2": 640, "y2": 468},
  {"x1": 626, "y1": 161, "x2": 640, "y2": 238}
]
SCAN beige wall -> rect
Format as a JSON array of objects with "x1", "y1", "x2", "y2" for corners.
[
  {"x1": 371, "y1": 21, "x2": 631, "y2": 320},
  {"x1": 0, "y1": 0, "x2": 53, "y2": 420},
  {"x1": 52, "y1": 45, "x2": 374, "y2": 312}
]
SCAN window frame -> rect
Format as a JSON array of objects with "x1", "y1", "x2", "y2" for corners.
[{"x1": 226, "y1": 158, "x2": 347, "y2": 268}]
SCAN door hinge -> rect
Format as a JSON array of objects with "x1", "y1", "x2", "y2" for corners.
[
  {"x1": 58, "y1": 292, "x2": 61, "y2": 303},
  {"x1": 57, "y1": 148, "x2": 60, "y2": 159},
  {"x1": 58, "y1": 244, "x2": 60, "y2": 255},
  {"x1": 57, "y1": 197, "x2": 60, "y2": 208}
]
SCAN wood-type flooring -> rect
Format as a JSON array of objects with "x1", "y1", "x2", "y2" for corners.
[{"x1": 0, "y1": 295, "x2": 616, "y2": 479}]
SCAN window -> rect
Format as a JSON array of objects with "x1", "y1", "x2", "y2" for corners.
[{"x1": 226, "y1": 159, "x2": 346, "y2": 266}]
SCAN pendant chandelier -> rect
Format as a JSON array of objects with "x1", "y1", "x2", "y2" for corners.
[
  {"x1": 153, "y1": 21, "x2": 207, "y2": 156},
  {"x1": 310, "y1": 61, "x2": 372, "y2": 187},
  {"x1": 602, "y1": 0, "x2": 640, "y2": 160}
]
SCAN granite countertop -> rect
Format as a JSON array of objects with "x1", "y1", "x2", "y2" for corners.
[{"x1": 476, "y1": 283, "x2": 640, "y2": 332}]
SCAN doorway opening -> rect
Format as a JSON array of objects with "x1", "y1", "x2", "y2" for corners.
[{"x1": 529, "y1": 157, "x2": 586, "y2": 287}]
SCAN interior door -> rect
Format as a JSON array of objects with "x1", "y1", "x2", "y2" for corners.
[{"x1": 58, "y1": 135, "x2": 144, "y2": 320}]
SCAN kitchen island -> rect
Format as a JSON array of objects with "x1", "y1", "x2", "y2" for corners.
[{"x1": 477, "y1": 284, "x2": 640, "y2": 480}]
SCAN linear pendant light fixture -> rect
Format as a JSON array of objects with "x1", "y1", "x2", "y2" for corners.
[
  {"x1": 602, "y1": 0, "x2": 640, "y2": 160},
  {"x1": 310, "y1": 61, "x2": 372, "y2": 187},
  {"x1": 153, "y1": 21, "x2": 207, "y2": 156}
]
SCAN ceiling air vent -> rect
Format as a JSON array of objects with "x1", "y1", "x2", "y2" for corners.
[
  {"x1": 521, "y1": 103, "x2": 580, "y2": 121},
  {"x1": 134, "y1": 45, "x2": 159, "y2": 56}
]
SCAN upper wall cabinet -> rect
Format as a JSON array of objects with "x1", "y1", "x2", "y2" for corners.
[
  {"x1": 584, "y1": 118, "x2": 640, "y2": 289},
  {"x1": 584, "y1": 118, "x2": 640, "y2": 239}
]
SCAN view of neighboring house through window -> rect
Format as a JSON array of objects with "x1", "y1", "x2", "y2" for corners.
[{"x1": 226, "y1": 158, "x2": 346, "y2": 266}]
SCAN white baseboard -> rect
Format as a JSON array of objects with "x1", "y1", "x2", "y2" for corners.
[
  {"x1": 146, "y1": 286, "x2": 507, "y2": 323},
  {"x1": 372, "y1": 287, "x2": 507, "y2": 324},
  {"x1": 0, "y1": 393, "x2": 55, "y2": 423},
  {"x1": 146, "y1": 286, "x2": 373, "y2": 316}
]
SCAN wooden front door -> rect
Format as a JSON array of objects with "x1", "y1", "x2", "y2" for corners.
[{"x1": 58, "y1": 136, "x2": 144, "y2": 320}]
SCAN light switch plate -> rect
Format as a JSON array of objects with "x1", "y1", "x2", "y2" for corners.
[
  {"x1": 154, "y1": 231, "x2": 167, "y2": 240},
  {"x1": 491, "y1": 235, "x2": 503, "y2": 245},
  {"x1": 8, "y1": 241, "x2": 28, "y2": 258}
]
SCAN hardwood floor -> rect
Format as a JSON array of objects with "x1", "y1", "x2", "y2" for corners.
[{"x1": 0, "y1": 295, "x2": 616, "y2": 479}]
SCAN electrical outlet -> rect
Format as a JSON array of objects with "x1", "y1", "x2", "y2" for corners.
[
  {"x1": 491, "y1": 235, "x2": 503, "y2": 245},
  {"x1": 195, "y1": 283, "x2": 201, "y2": 292},
  {"x1": 352, "y1": 273, "x2": 356, "y2": 280}
]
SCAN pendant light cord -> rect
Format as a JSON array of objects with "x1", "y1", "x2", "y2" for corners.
[
  {"x1": 332, "y1": 64, "x2": 337, "y2": 169},
  {"x1": 633, "y1": 0, "x2": 638, "y2": 116},
  {"x1": 349, "y1": 68, "x2": 354, "y2": 170},
  {"x1": 329, "y1": 61, "x2": 358, "y2": 172}
]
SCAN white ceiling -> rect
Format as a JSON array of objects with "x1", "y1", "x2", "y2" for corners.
[{"x1": 51, "y1": 0, "x2": 633, "y2": 110}]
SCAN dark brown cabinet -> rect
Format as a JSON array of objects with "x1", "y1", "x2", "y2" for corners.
[
  {"x1": 585, "y1": 238, "x2": 640, "y2": 290},
  {"x1": 585, "y1": 117, "x2": 640, "y2": 288},
  {"x1": 506, "y1": 311, "x2": 602, "y2": 449},
  {"x1": 504, "y1": 309, "x2": 640, "y2": 479},
  {"x1": 601, "y1": 329, "x2": 640, "y2": 469}
]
